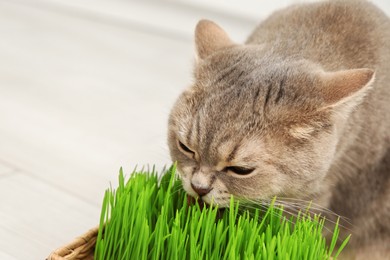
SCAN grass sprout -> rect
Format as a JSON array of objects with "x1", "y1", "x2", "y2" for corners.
[{"x1": 95, "y1": 165, "x2": 349, "y2": 259}]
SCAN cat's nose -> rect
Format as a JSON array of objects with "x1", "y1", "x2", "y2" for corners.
[{"x1": 191, "y1": 183, "x2": 212, "y2": 196}]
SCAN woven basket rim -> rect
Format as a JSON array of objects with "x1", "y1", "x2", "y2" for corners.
[{"x1": 47, "y1": 226, "x2": 99, "y2": 260}]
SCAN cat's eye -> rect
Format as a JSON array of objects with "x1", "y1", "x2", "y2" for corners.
[
  {"x1": 224, "y1": 166, "x2": 255, "y2": 175},
  {"x1": 178, "y1": 140, "x2": 195, "y2": 156}
]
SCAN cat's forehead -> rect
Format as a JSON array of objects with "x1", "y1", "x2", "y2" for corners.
[
  {"x1": 191, "y1": 51, "x2": 323, "y2": 118},
  {"x1": 197, "y1": 47, "x2": 287, "y2": 79},
  {"x1": 213, "y1": 137, "x2": 268, "y2": 166},
  {"x1": 195, "y1": 47, "x2": 320, "y2": 91}
]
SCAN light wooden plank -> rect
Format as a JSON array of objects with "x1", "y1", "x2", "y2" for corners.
[
  {"x1": 7, "y1": 0, "x2": 257, "y2": 43},
  {"x1": 172, "y1": 0, "x2": 390, "y2": 17},
  {"x1": 0, "y1": 162, "x2": 16, "y2": 177},
  {"x1": 0, "y1": 0, "x2": 193, "y2": 204},
  {"x1": 0, "y1": 174, "x2": 100, "y2": 259},
  {"x1": 0, "y1": 251, "x2": 17, "y2": 260}
]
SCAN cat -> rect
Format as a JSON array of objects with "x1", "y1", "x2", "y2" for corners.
[{"x1": 167, "y1": 1, "x2": 390, "y2": 259}]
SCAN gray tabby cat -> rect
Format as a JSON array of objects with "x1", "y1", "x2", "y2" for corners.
[{"x1": 168, "y1": 1, "x2": 390, "y2": 258}]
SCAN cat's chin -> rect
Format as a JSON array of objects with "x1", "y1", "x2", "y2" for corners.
[
  {"x1": 186, "y1": 194, "x2": 229, "y2": 209},
  {"x1": 186, "y1": 195, "x2": 227, "y2": 219}
]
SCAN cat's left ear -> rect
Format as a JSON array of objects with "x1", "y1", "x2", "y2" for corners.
[
  {"x1": 319, "y1": 68, "x2": 375, "y2": 108},
  {"x1": 194, "y1": 20, "x2": 235, "y2": 60}
]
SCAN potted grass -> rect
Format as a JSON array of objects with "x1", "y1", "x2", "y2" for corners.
[{"x1": 48, "y1": 165, "x2": 349, "y2": 259}]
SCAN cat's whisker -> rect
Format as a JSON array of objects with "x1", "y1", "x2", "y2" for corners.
[
  {"x1": 276, "y1": 197, "x2": 342, "y2": 215},
  {"x1": 238, "y1": 203, "x2": 299, "y2": 227},
  {"x1": 275, "y1": 197, "x2": 354, "y2": 226},
  {"x1": 238, "y1": 197, "x2": 296, "y2": 219},
  {"x1": 235, "y1": 196, "x2": 354, "y2": 234},
  {"x1": 274, "y1": 199, "x2": 355, "y2": 236},
  {"x1": 266, "y1": 199, "x2": 341, "y2": 236},
  {"x1": 282, "y1": 201, "x2": 354, "y2": 227},
  {"x1": 237, "y1": 197, "x2": 352, "y2": 238},
  {"x1": 273, "y1": 200, "x2": 351, "y2": 236}
]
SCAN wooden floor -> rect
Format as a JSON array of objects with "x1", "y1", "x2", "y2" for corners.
[{"x1": 0, "y1": 0, "x2": 389, "y2": 259}]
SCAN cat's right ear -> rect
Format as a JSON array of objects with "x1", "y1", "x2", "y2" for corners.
[
  {"x1": 195, "y1": 20, "x2": 235, "y2": 60},
  {"x1": 320, "y1": 68, "x2": 375, "y2": 109}
]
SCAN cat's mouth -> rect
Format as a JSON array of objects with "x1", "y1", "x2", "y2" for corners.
[
  {"x1": 187, "y1": 194, "x2": 206, "y2": 209},
  {"x1": 187, "y1": 194, "x2": 215, "y2": 210},
  {"x1": 187, "y1": 194, "x2": 226, "y2": 218}
]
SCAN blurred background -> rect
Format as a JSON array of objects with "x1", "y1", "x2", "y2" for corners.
[{"x1": 0, "y1": 0, "x2": 389, "y2": 259}]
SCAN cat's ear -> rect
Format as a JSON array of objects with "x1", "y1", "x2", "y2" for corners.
[
  {"x1": 195, "y1": 19, "x2": 235, "y2": 60},
  {"x1": 320, "y1": 68, "x2": 375, "y2": 108}
]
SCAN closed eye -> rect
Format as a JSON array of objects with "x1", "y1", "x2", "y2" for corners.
[
  {"x1": 224, "y1": 166, "x2": 255, "y2": 175},
  {"x1": 178, "y1": 140, "x2": 195, "y2": 156}
]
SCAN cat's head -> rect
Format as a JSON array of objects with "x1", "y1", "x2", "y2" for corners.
[{"x1": 168, "y1": 20, "x2": 375, "y2": 207}]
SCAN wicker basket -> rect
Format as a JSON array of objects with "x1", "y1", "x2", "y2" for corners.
[{"x1": 47, "y1": 226, "x2": 99, "y2": 260}]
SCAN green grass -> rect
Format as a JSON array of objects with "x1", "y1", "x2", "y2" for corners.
[{"x1": 95, "y1": 165, "x2": 350, "y2": 260}]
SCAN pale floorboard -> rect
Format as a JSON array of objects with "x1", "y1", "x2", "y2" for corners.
[
  {"x1": 0, "y1": 174, "x2": 99, "y2": 258},
  {"x1": 0, "y1": 161, "x2": 16, "y2": 177}
]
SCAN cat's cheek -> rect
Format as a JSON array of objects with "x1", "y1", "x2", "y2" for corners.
[
  {"x1": 177, "y1": 165, "x2": 198, "y2": 195},
  {"x1": 202, "y1": 179, "x2": 231, "y2": 207},
  {"x1": 181, "y1": 176, "x2": 198, "y2": 198},
  {"x1": 203, "y1": 197, "x2": 231, "y2": 208},
  {"x1": 176, "y1": 164, "x2": 193, "y2": 177}
]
